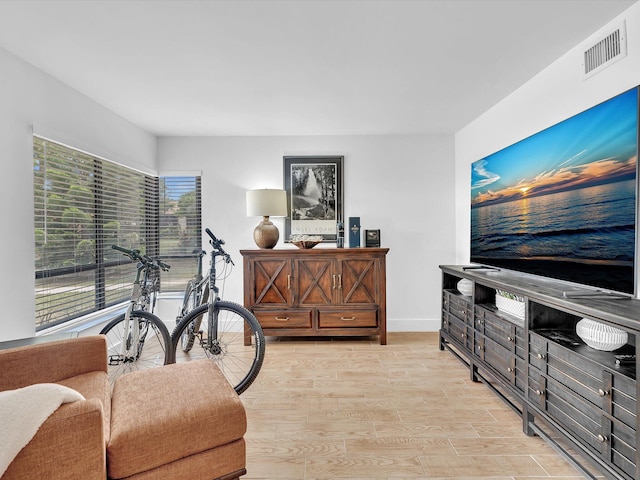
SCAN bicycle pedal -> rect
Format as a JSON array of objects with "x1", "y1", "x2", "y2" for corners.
[{"x1": 107, "y1": 355, "x2": 122, "y2": 366}]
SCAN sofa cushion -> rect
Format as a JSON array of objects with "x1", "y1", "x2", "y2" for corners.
[
  {"x1": 0, "y1": 336, "x2": 107, "y2": 391},
  {"x1": 59, "y1": 370, "x2": 111, "y2": 442},
  {"x1": 108, "y1": 359, "x2": 246, "y2": 479}
]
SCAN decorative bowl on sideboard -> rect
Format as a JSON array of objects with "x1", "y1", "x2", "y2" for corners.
[{"x1": 289, "y1": 234, "x2": 323, "y2": 249}]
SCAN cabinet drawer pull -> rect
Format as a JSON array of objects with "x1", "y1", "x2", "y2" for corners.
[
  {"x1": 287, "y1": 275, "x2": 291, "y2": 289},
  {"x1": 507, "y1": 336, "x2": 514, "y2": 342},
  {"x1": 535, "y1": 389, "x2": 544, "y2": 396},
  {"x1": 597, "y1": 388, "x2": 609, "y2": 397},
  {"x1": 274, "y1": 316, "x2": 290, "y2": 322},
  {"x1": 597, "y1": 434, "x2": 608, "y2": 443},
  {"x1": 477, "y1": 345, "x2": 483, "y2": 351},
  {"x1": 340, "y1": 316, "x2": 356, "y2": 321},
  {"x1": 537, "y1": 353, "x2": 545, "y2": 360},
  {"x1": 507, "y1": 367, "x2": 513, "y2": 372}
]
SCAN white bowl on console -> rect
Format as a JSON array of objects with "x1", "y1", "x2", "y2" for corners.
[
  {"x1": 576, "y1": 318, "x2": 628, "y2": 351},
  {"x1": 457, "y1": 279, "x2": 473, "y2": 296}
]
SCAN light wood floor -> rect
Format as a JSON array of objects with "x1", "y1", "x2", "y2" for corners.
[{"x1": 239, "y1": 332, "x2": 588, "y2": 480}]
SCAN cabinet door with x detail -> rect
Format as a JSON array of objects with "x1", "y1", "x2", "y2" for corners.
[
  {"x1": 337, "y1": 257, "x2": 379, "y2": 306},
  {"x1": 295, "y1": 257, "x2": 336, "y2": 306},
  {"x1": 248, "y1": 258, "x2": 294, "y2": 306}
]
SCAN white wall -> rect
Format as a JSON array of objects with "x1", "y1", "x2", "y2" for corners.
[
  {"x1": 158, "y1": 135, "x2": 455, "y2": 332},
  {"x1": 0, "y1": 46, "x2": 156, "y2": 341},
  {"x1": 455, "y1": 2, "x2": 640, "y2": 295}
]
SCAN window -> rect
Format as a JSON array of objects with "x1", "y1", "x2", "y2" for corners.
[
  {"x1": 33, "y1": 137, "x2": 201, "y2": 330},
  {"x1": 158, "y1": 176, "x2": 202, "y2": 292}
]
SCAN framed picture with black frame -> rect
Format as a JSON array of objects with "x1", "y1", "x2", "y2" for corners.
[{"x1": 284, "y1": 156, "x2": 343, "y2": 242}]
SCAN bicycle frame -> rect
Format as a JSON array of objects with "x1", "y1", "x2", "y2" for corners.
[
  {"x1": 110, "y1": 246, "x2": 168, "y2": 365},
  {"x1": 192, "y1": 249, "x2": 209, "y2": 307},
  {"x1": 204, "y1": 236, "x2": 228, "y2": 351}
]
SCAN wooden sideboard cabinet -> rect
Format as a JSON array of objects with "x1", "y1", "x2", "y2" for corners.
[{"x1": 241, "y1": 248, "x2": 389, "y2": 344}]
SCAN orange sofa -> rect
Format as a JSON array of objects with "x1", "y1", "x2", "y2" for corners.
[{"x1": 0, "y1": 335, "x2": 246, "y2": 480}]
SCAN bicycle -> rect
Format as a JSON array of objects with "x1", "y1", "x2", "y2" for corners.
[
  {"x1": 175, "y1": 248, "x2": 209, "y2": 329},
  {"x1": 172, "y1": 228, "x2": 265, "y2": 394},
  {"x1": 100, "y1": 245, "x2": 174, "y2": 383}
]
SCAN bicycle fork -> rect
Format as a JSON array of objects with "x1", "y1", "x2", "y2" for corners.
[
  {"x1": 108, "y1": 306, "x2": 147, "y2": 365},
  {"x1": 204, "y1": 298, "x2": 223, "y2": 356}
]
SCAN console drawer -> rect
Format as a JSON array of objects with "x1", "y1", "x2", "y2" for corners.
[
  {"x1": 254, "y1": 310, "x2": 312, "y2": 328},
  {"x1": 318, "y1": 310, "x2": 377, "y2": 328}
]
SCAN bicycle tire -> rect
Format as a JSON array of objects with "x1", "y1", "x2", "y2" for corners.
[
  {"x1": 100, "y1": 310, "x2": 174, "y2": 384},
  {"x1": 172, "y1": 301, "x2": 265, "y2": 394}
]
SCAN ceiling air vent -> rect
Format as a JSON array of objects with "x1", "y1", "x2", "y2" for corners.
[{"x1": 582, "y1": 21, "x2": 627, "y2": 79}]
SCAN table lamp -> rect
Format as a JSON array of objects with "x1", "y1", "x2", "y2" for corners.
[{"x1": 246, "y1": 189, "x2": 288, "y2": 248}]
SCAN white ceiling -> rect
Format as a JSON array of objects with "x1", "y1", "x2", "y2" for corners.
[{"x1": 0, "y1": 0, "x2": 636, "y2": 137}]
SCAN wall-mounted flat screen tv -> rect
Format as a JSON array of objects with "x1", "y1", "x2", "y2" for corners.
[{"x1": 471, "y1": 86, "x2": 639, "y2": 295}]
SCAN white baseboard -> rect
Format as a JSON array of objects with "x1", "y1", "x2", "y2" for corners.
[{"x1": 387, "y1": 318, "x2": 440, "y2": 332}]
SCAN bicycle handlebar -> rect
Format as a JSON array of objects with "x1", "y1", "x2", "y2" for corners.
[
  {"x1": 205, "y1": 228, "x2": 233, "y2": 265},
  {"x1": 111, "y1": 244, "x2": 171, "y2": 271}
]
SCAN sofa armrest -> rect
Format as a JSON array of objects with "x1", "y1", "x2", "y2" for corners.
[
  {"x1": 1, "y1": 398, "x2": 106, "y2": 480},
  {"x1": 0, "y1": 336, "x2": 107, "y2": 392}
]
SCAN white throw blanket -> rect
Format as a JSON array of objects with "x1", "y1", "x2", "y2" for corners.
[{"x1": 0, "y1": 383, "x2": 84, "y2": 476}]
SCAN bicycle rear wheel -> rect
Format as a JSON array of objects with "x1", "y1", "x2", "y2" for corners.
[
  {"x1": 100, "y1": 310, "x2": 173, "y2": 384},
  {"x1": 172, "y1": 301, "x2": 265, "y2": 394}
]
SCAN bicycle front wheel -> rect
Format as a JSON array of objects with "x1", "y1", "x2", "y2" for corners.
[
  {"x1": 172, "y1": 301, "x2": 265, "y2": 394},
  {"x1": 100, "y1": 310, "x2": 173, "y2": 384}
]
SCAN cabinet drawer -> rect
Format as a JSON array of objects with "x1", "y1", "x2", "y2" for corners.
[
  {"x1": 445, "y1": 313, "x2": 470, "y2": 349},
  {"x1": 485, "y1": 338, "x2": 524, "y2": 394},
  {"x1": 318, "y1": 310, "x2": 377, "y2": 328},
  {"x1": 445, "y1": 291, "x2": 472, "y2": 322},
  {"x1": 528, "y1": 368, "x2": 546, "y2": 409},
  {"x1": 483, "y1": 336, "x2": 511, "y2": 378},
  {"x1": 254, "y1": 310, "x2": 312, "y2": 328},
  {"x1": 529, "y1": 333, "x2": 548, "y2": 371},
  {"x1": 610, "y1": 419, "x2": 637, "y2": 478},
  {"x1": 546, "y1": 376, "x2": 602, "y2": 440}
]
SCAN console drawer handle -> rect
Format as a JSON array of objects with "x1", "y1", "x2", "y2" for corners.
[
  {"x1": 507, "y1": 367, "x2": 513, "y2": 372},
  {"x1": 274, "y1": 316, "x2": 290, "y2": 322},
  {"x1": 341, "y1": 316, "x2": 356, "y2": 321},
  {"x1": 507, "y1": 336, "x2": 514, "y2": 342},
  {"x1": 537, "y1": 353, "x2": 545, "y2": 360},
  {"x1": 598, "y1": 388, "x2": 609, "y2": 397},
  {"x1": 597, "y1": 434, "x2": 608, "y2": 443},
  {"x1": 535, "y1": 389, "x2": 544, "y2": 396}
]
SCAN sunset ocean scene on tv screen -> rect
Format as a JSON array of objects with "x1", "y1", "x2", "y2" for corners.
[{"x1": 471, "y1": 87, "x2": 638, "y2": 294}]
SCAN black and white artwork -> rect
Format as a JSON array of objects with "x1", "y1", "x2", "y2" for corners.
[{"x1": 284, "y1": 156, "x2": 343, "y2": 242}]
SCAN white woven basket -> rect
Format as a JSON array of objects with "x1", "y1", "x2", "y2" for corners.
[
  {"x1": 576, "y1": 318, "x2": 628, "y2": 351},
  {"x1": 495, "y1": 294, "x2": 525, "y2": 319}
]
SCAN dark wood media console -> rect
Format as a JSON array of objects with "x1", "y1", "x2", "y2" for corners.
[{"x1": 440, "y1": 265, "x2": 639, "y2": 480}]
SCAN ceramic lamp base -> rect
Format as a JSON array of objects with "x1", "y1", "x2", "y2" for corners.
[{"x1": 254, "y1": 216, "x2": 279, "y2": 249}]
